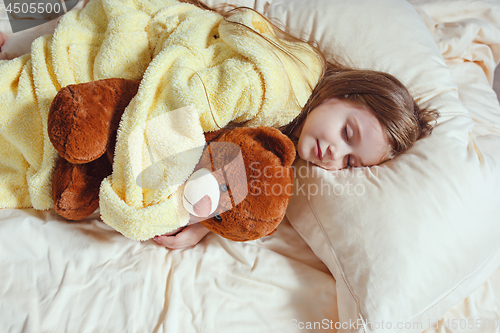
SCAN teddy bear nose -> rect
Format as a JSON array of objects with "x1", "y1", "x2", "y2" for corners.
[{"x1": 192, "y1": 195, "x2": 212, "y2": 217}]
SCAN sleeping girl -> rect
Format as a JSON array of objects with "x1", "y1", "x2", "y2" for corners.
[
  {"x1": 152, "y1": 0, "x2": 439, "y2": 249},
  {"x1": 0, "y1": 0, "x2": 437, "y2": 248}
]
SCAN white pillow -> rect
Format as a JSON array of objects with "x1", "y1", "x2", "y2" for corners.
[{"x1": 265, "y1": 0, "x2": 500, "y2": 331}]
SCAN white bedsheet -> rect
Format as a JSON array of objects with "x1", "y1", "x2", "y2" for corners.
[
  {"x1": 1, "y1": 0, "x2": 500, "y2": 332},
  {"x1": 0, "y1": 209, "x2": 338, "y2": 332}
]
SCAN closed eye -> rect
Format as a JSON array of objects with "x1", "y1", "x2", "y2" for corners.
[{"x1": 343, "y1": 125, "x2": 351, "y2": 168}]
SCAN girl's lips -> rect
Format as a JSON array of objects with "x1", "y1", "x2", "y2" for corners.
[{"x1": 316, "y1": 139, "x2": 323, "y2": 161}]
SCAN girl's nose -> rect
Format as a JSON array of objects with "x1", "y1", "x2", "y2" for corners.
[
  {"x1": 327, "y1": 144, "x2": 351, "y2": 168},
  {"x1": 328, "y1": 143, "x2": 349, "y2": 161}
]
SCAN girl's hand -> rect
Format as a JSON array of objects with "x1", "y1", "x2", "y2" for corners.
[{"x1": 153, "y1": 222, "x2": 210, "y2": 250}]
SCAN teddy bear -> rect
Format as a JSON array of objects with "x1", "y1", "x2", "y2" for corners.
[
  {"x1": 182, "y1": 126, "x2": 296, "y2": 241},
  {"x1": 48, "y1": 78, "x2": 296, "y2": 241}
]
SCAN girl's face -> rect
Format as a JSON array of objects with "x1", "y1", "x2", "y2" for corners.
[{"x1": 293, "y1": 98, "x2": 391, "y2": 170}]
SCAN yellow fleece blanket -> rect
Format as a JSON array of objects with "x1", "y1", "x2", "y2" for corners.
[{"x1": 0, "y1": 0, "x2": 321, "y2": 240}]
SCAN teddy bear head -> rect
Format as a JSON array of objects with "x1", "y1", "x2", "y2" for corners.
[{"x1": 183, "y1": 126, "x2": 296, "y2": 241}]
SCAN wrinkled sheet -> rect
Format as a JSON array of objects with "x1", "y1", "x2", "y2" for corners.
[
  {"x1": 0, "y1": 209, "x2": 337, "y2": 332},
  {"x1": 1, "y1": 0, "x2": 500, "y2": 332}
]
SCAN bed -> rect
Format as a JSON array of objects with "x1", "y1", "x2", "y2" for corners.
[{"x1": 1, "y1": 0, "x2": 499, "y2": 332}]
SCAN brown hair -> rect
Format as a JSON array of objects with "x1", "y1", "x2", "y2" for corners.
[{"x1": 180, "y1": 0, "x2": 439, "y2": 159}]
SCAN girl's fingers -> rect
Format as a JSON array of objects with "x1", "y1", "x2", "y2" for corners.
[
  {"x1": 153, "y1": 223, "x2": 210, "y2": 249},
  {"x1": 152, "y1": 235, "x2": 167, "y2": 246}
]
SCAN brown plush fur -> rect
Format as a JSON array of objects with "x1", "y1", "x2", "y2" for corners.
[
  {"x1": 47, "y1": 78, "x2": 296, "y2": 241},
  {"x1": 195, "y1": 127, "x2": 296, "y2": 241},
  {"x1": 48, "y1": 78, "x2": 139, "y2": 219},
  {"x1": 48, "y1": 78, "x2": 140, "y2": 164},
  {"x1": 52, "y1": 156, "x2": 112, "y2": 220}
]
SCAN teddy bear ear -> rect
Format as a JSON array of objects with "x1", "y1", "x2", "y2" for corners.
[
  {"x1": 255, "y1": 127, "x2": 296, "y2": 167},
  {"x1": 266, "y1": 228, "x2": 278, "y2": 237}
]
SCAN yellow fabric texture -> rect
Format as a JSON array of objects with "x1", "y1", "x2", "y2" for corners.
[{"x1": 0, "y1": 0, "x2": 322, "y2": 240}]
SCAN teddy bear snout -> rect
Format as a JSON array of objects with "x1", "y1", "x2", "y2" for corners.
[{"x1": 183, "y1": 168, "x2": 220, "y2": 218}]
